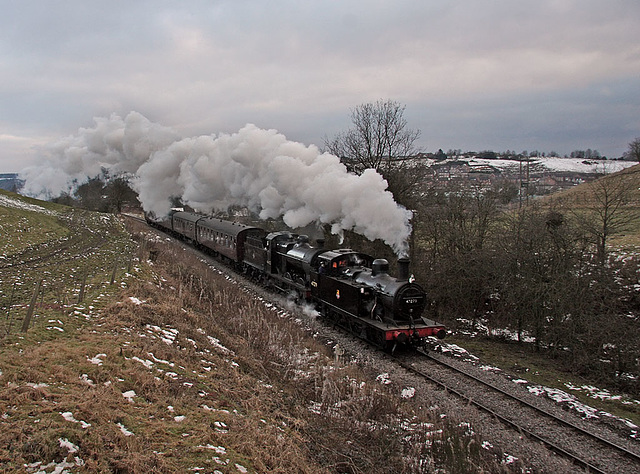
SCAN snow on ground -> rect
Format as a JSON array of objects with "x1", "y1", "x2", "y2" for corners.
[
  {"x1": 0, "y1": 194, "x2": 57, "y2": 215},
  {"x1": 117, "y1": 422, "x2": 134, "y2": 437},
  {"x1": 60, "y1": 411, "x2": 91, "y2": 429},
  {"x1": 87, "y1": 353, "x2": 106, "y2": 366},
  {"x1": 451, "y1": 156, "x2": 638, "y2": 174},
  {"x1": 401, "y1": 387, "x2": 416, "y2": 399},
  {"x1": 122, "y1": 390, "x2": 136, "y2": 402}
]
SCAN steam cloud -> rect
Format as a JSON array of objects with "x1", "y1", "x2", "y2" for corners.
[{"x1": 21, "y1": 112, "x2": 413, "y2": 255}]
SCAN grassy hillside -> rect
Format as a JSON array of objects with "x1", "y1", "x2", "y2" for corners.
[
  {"x1": 0, "y1": 190, "x2": 69, "y2": 257},
  {"x1": 549, "y1": 163, "x2": 640, "y2": 249},
  {"x1": 0, "y1": 192, "x2": 513, "y2": 472}
]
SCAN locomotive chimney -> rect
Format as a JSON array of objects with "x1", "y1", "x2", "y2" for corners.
[
  {"x1": 316, "y1": 238, "x2": 325, "y2": 248},
  {"x1": 397, "y1": 257, "x2": 410, "y2": 281}
]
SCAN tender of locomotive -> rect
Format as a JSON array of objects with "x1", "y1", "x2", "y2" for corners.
[{"x1": 146, "y1": 210, "x2": 446, "y2": 350}]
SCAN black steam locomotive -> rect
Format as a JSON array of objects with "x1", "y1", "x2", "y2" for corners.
[{"x1": 147, "y1": 210, "x2": 446, "y2": 350}]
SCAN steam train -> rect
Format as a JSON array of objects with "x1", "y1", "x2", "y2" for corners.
[{"x1": 146, "y1": 210, "x2": 446, "y2": 351}]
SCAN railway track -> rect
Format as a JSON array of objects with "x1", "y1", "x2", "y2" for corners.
[{"x1": 393, "y1": 350, "x2": 640, "y2": 473}]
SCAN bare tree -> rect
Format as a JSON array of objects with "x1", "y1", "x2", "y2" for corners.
[
  {"x1": 324, "y1": 99, "x2": 425, "y2": 205},
  {"x1": 573, "y1": 169, "x2": 638, "y2": 264},
  {"x1": 624, "y1": 137, "x2": 640, "y2": 161},
  {"x1": 105, "y1": 175, "x2": 139, "y2": 213}
]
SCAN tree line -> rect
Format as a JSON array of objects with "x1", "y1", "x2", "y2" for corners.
[
  {"x1": 51, "y1": 170, "x2": 139, "y2": 213},
  {"x1": 413, "y1": 176, "x2": 639, "y2": 390}
]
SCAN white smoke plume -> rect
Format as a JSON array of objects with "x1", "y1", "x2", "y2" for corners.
[{"x1": 21, "y1": 112, "x2": 413, "y2": 255}]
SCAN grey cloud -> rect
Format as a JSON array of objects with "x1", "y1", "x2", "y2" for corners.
[{"x1": 1, "y1": 0, "x2": 639, "y2": 170}]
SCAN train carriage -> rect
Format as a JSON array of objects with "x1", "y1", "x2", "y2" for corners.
[
  {"x1": 196, "y1": 217, "x2": 265, "y2": 263},
  {"x1": 172, "y1": 211, "x2": 201, "y2": 242}
]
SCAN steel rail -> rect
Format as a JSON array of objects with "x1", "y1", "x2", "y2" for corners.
[
  {"x1": 418, "y1": 349, "x2": 640, "y2": 465},
  {"x1": 392, "y1": 349, "x2": 640, "y2": 473},
  {"x1": 393, "y1": 353, "x2": 606, "y2": 472}
]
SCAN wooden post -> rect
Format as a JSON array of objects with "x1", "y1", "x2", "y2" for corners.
[
  {"x1": 78, "y1": 273, "x2": 88, "y2": 304},
  {"x1": 110, "y1": 261, "x2": 118, "y2": 285},
  {"x1": 22, "y1": 280, "x2": 42, "y2": 332}
]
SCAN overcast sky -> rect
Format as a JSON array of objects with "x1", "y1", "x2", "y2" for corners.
[{"x1": 1, "y1": 0, "x2": 639, "y2": 171}]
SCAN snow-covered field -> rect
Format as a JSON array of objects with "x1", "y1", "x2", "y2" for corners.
[
  {"x1": 428, "y1": 156, "x2": 639, "y2": 175},
  {"x1": 0, "y1": 194, "x2": 56, "y2": 215}
]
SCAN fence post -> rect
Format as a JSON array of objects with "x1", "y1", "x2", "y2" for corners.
[
  {"x1": 110, "y1": 261, "x2": 118, "y2": 285},
  {"x1": 21, "y1": 279, "x2": 42, "y2": 332},
  {"x1": 78, "y1": 273, "x2": 88, "y2": 304}
]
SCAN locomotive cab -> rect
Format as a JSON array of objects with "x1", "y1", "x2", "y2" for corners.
[{"x1": 315, "y1": 249, "x2": 373, "y2": 277}]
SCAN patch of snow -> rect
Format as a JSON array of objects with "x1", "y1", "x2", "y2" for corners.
[
  {"x1": 0, "y1": 194, "x2": 56, "y2": 215},
  {"x1": 131, "y1": 356, "x2": 154, "y2": 369},
  {"x1": 207, "y1": 336, "x2": 234, "y2": 355},
  {"x1": 527, "y1": 385, "x2": 600, "y2": 418},
  {"x1": 80, "y1": 374, "x2": 95, "y2": 386},
  {"x1": 439, "y1": 342, "x2": 479, "y2": 360},
  {"x1": 87, "y1": 353, "x2": 106, "y2": 366},
  {"x1": 401, "y1": 387, "x2": 416, "y2": 399},
  {"x1": 60, "y1": 411, "x2": 91, "y2": 428},
  {"x1": 59, "y1": 438, "x2": 79, "y2": 454},
  {"x1": 25, "y1": 458, "x2": 85, "y2": 473},
  {"x1": 117, "y1": 422, "x2": 134, "y2": 436},
  {"x1": 148, "y1": 352, "x2": 174, "y2": 367},
  {"x1": 376, "y1": 373, "x2": 391, "y2": 385},
  {"x1": 122, "y1": 390, "x2": 136, "y2": 402},
  {"x1": 198, "y1": 445, "x2": 227, "y2": 455},
  {"x1": 479, "y1": 365, "x2": 501, "y2": 372},
  {"x1": 214, "y1": 421, "x2": 228, "y2": 433}
]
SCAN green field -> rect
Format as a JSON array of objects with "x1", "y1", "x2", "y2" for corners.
[{"x1": 0, "y1": 189, "x2": 137, "y2": 337}]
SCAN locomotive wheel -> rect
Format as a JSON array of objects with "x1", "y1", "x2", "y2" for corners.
[{"x1": 369, "y1": 329, "x2": 388, "y2": 351}]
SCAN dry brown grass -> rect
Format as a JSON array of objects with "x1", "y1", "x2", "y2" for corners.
[{"x1": 0, "y1": 217, "x2": 514, "y2": 473}]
